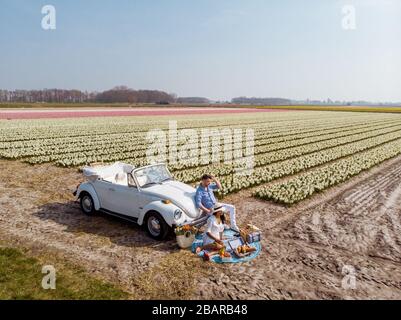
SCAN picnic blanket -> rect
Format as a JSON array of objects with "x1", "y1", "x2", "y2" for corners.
[{"x1": 191, "y1": 229, "x2": 261, "y2": 263}]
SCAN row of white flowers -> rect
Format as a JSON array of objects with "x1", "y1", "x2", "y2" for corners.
[
  {"x1": 21, "y1": 119, "x2": 401, "y2": 167},
  {"x1": 0, "y1": 114, "x2": 397, "y2": 167},
  {"x1": 0, "y1": 112, "x2": 382, "y2": 150},
  {"x1": 215, "y1": 129, "x2": 401, "y2": 195},
  {"x1": 254, "y1": 139, "x2": 401, "y2": 204},
  {"x1": 1, "y1": 111, "x2": 335, "y2": 142},
  {"x1": 1, "y1": 111, "x2": 401, "y2": 201}
]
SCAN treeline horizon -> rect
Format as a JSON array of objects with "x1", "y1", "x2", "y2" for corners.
[
  {"x1": 0, "y1": 86, "x2": 179, "y2": 104},
  {"x1": 0, "y1": 86, "x2": 232, "y2": 104},
  {"x1": 0, "y1": 87, "x2": 296, "y2": 105},
  {"x1": 0, "y1": 86, "x2": 399, "y2": 106}
]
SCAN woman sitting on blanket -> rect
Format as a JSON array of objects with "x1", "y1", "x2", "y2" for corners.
[{"x1": 196, "y1": 204, "x2": 231, "y2": 261}]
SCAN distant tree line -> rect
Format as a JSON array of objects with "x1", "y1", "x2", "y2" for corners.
[
  {"x1": 231, "y1": 97, "x2": 292, "y2": 105},
  {"x1": 0, "y1": 89, "x2": 95, "y2": 103},
  {"x1": 1, "y1": 88, "x2": 398, "y2": 106},
  {"x1": 95, "y1": 86, "x2": 176, "y2": 103},
  {"x1": 176, "y1": 97, "x2": 210, "y2": 104},
  {"x1": 0, "y1": 86, "x2": 178, "y2": 104}
]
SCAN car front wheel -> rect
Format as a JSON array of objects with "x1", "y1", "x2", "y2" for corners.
[
  {"x1": 145, "y1": 211, "x2": 170, "y2": 240},
  {"x1": 80, "y1": 192, "x2": 96, "y2": 216}
]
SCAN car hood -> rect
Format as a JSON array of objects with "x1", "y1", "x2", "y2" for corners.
[{"x1": 143, "y1": 180, "x2": 200, "y2": 218}]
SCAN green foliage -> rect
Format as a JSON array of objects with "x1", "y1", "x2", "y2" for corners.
[{"x1": 0, "y1": 247, "x2": 128, "y2": 300}]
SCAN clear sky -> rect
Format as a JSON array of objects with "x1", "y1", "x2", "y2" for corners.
[{"x1": 0, "y1": 0, "x2": 400, "y2": 101}]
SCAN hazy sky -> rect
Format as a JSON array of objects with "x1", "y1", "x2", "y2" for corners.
[{"x1": 0, "y1": 0, "x2": 400, "y2": 101}]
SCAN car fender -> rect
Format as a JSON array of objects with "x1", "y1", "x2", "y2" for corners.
[
  {"x1": 138, "y1": 200, "x2": 190, "y2": 227},
  {"x1": 76, "y1": 182, "x2": 101, "y2": 211}
]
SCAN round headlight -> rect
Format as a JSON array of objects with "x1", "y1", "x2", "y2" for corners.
[{"x1": 174, "y1": 209, "x2": 182, "y2": 220}]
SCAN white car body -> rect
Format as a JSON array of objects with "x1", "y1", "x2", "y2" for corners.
[{"x1": 74, "y1": 162, "x2": 203, "y2": 239}]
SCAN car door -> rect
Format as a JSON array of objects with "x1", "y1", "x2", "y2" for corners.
[
  {"x1": 108, "y1": 184, "x2": 142, "y2": 217},
  {"x1": 107, "y1": 174, "x2": 152, "y2": 218},
  {"x1": 92, "y1": 179, "x2": 115, "y2": 211}
]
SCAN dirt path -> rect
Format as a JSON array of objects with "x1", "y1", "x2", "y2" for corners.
[{"x1": 1, "y1": 157, "x2": 401, "y2": 299}]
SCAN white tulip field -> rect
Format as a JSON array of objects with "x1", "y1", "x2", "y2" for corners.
[{"x1": 1, "y1": 111, "x2": 401, "y2": 204}]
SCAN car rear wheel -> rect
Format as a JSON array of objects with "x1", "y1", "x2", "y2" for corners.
[
  {"x1": 80, "y1": 193, "x2": 96, "y2": 216},
  {"x1": 145, "y1": 211, "x2": 170, "y2": 240}
]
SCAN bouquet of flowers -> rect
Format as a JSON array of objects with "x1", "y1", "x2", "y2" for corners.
[
  {"x1": 174, "y1": 224, "x2": 198, "y2": 237},
  {"x1": 175, "y1": 224, "x2": 198, "y2": 249}
]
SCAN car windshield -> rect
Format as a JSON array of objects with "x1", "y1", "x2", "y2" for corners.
[{"x1": 134, "y1": 164, "x2": 172, "y2": 188}]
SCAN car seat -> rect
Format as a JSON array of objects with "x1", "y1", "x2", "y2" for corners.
[{"x1": 114, "y1": 172, "x2": 127, "y2": 186}]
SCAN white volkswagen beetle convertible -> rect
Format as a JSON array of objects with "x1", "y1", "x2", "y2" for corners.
[{"x1": 73, "y1": 162, "x2": 205, "y2": 240}]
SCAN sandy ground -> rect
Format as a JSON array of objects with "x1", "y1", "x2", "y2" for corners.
[{"x1": 1, "y1": 157, "x2": 401, "y2": 299}]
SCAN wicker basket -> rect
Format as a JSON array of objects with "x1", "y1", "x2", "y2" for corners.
[{"x1": 176, "y1": 231, "x2": 195, "y2": 249}]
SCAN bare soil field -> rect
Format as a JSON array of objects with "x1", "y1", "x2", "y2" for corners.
[{"x1": 1, "y1": 156, "x2": 401, "y2": 299}]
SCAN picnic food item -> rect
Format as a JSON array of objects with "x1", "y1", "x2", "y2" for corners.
[
  {"x1": 245, "y1": 245, "x2": 256, "y2": 253},
  {"x1": 240, "y1": 225, "x2": 261, "y2": 243},
  {"x1": 236, "y1": 244, "x2": 256, "y2": 255},
  {"x1": 203, "y1": 251, "x2": 211, "y2": 261},
  {"x1": 246, "y1": 231, "x2": 261, "y2": 243},
  {"x1": 247, "y1": 224, "x2": 261, "y2": 231},
  {"x1": 217, "y1": 246, "x2": 231, "y2": 262}
]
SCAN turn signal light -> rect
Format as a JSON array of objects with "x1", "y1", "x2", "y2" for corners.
[{"x1": 162, "y1": 199, "x2": 171, "y2": 204}]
